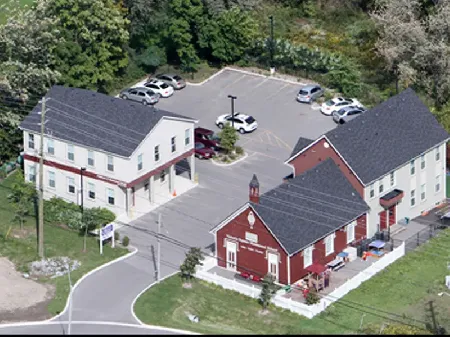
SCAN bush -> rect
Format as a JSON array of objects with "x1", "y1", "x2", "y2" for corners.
[
  {"x1": 81, "y1": 207, "x2": 116, "y2": 233},
  {"x1": 44, "y1": 197, "x2": 81, "y2": 226},
  {"x1": 228, "y1": 153, "x2": 236, "y2": 160},
  {"x1": 235, "y1": 146, "x2": 244, "y2": 155},
  {"x1": 114, "y1": 231, "x2": 120, "y2": 241},
  {"x1": 305, "y1": 290, "x2": 320, "y2": 305},
  {"x1": 122, "y1": 236, "x2": 130, "y2": 247}
]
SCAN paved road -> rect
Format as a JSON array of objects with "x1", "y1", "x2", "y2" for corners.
[
  {"x1": 0, "y1": 70, "x2": 336, "y2": 334},
  {"x1": 0, "y1": 322, "x2": 185, "y2": 335}
]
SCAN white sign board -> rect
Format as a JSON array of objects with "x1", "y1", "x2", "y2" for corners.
[{"x1": 100, "y1": 223, "x2": 115, "y2": 255}]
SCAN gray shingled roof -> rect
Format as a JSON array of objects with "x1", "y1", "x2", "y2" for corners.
[
  {"x1": 324, "y1": 88, "x2": 449, "y2": 185},
  {"x1": 252, "y1": 159, "x2": 369, "y2": 255},
  {"x1": 19, "y1": 85, "x2": 196, "y2": 157},
  {"x1": 290, "y1": 136, "x2": 313, "y2": 159}
]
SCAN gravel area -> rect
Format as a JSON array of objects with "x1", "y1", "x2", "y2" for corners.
[{"x1": 0, "y1": 257, "x2": 54, "y2": 323}]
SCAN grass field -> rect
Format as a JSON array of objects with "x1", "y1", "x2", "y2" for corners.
[
  {"x1": 135, "y1": 231, "x2": 450, "y2": 335},
  {"x1": 0, "y1": 170, "x2": 127, "y2": 315},
  {"x1": 447, "y1": 175, "x2": 450, "y2": 198},
  {"x1": 0, "y1": 0, "x2": 34, "y2": 24}
]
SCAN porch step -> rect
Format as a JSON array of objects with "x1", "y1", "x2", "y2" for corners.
[{"x1": 390, "y1": 223, "x2": 406, "y2": 236}]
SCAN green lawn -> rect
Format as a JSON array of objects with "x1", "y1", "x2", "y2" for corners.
[
  {"x1": 0, "y1": 170, "x2": 128, "y2": 315},
  {"x1": 135, "y1": 230, "x2": 450, "y2": 335},
  {"x1": 446, "y1": 175, "x2": 450, "y2": 198},
  {"x1": 0, "y1": 0, "x2": 34, "y2": 24}
]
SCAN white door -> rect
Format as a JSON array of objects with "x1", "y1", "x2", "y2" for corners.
[
  {"x1": 226, "y1": 241, "x2": 237, "y2": 271},
  {"x1": 268, "y1": 253, "x2": 279, "y2": 281}
]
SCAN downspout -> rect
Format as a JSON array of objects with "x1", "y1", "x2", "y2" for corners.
[{"x1": 287, "y1": 254, "x2": 291, "y2": 285}]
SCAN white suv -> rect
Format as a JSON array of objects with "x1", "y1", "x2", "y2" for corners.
[
  {"x1": 143, "y1": 79, "x2": 174, "y2": 98},
  {"x1": 215, "y1": 113, "x2": 258, "y2": 134}
]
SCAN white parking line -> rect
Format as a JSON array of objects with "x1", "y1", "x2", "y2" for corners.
[
  {"x1": 219, "y1": 74, "x2": 247, "y2": 91},
  {"x1": 264, "y1": 83, "x2": 290, "y2": 101}
]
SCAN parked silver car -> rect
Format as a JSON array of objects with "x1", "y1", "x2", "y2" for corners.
[
  {"x1": 119, "y1": 87, "x2": 160, "y2": 105},
  {"x1": 152, "y1": 74, "x2": 186, "y2": 90},
  {"x1": 333, "y1": 106, "x2": 366, "y2": 124},
  {"x1": 296, "y1": 84, "x2": 324, "y2": 103}
]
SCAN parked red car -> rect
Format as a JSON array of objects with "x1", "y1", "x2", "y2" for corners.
[
  {"x1": 194, "y1": 127, "x2": 221, "y2": 151},
  {"x1": 195, "y1": 142, "x2": 215, "y2": 159}
]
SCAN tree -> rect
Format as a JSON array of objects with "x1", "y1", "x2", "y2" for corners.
[
  {"x1": 198, "y1": 7, "x2": 259, "y2": 64},
  {"x1": 7, "y1": 170, "x2": 37, "y2": 230},
  {"x1": 136, "y1": 45, "x2": 168, "y2": 72},
  {"x1": 167, "y1": 0, "x2": 204, "y2": 72},
  {"x1": 179, "y1": 247, "x2": 204, "y2": 285},
  {"x1": 218, "y1": 123, "x2": 239, "y2": 153},
  {"x1": 81, "y1": 207, "x2": 116, "y2": 252},
  {"x1": 259, "y1": 274, "x2": 277, "y2": 311},
  {"x1": 47, "y1": 0, "x2": 130, "y2": 91}
]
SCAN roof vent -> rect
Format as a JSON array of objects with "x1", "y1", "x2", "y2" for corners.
[{"x1": 324, "y1": 142, "x2": 330, "y2": 148}]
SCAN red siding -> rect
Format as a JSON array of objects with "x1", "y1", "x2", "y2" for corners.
[
  {"x1": 288, "y1": 138, "x2": 364, "y2": 197},
  {"x1": 379, "y1": 210, "x2": 387, "y2": 231},
  {"x1": 216, "y1": 206, "x2": 289, "y2": 284},
  {"x1": 388, "y1": 205, "x2": 396, "y2": 226},
  {"x1": 289, "y1": 214, "x2": 367, "y2": 284}
]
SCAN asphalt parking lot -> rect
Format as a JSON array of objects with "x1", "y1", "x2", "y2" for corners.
[{"x1": 121, "y1": 69, "x2": 337, "y2": 276}]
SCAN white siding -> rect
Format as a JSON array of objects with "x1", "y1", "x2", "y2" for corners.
[{"x1": 363, "y1": 143, "x2": 447, "y2": 238}]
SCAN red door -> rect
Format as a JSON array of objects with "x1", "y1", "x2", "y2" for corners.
[
  {"x1": 388, "y1": 205, "x2": 396, "y2": 226},
  {"x1": 379, "y1": 210, "x2": 387, "y2": 231}
]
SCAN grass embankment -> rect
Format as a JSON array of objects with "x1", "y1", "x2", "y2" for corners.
[
  {"x1": 0, "y1": 171, "x2": 127, "y2": 315},
  {"x1": 135, "y1": 231, "x2": 450, "y2": 334}
]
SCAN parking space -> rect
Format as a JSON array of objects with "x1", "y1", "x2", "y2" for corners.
[{"x1": 121, "y1": 69, "x2": 338, "y2": 272}]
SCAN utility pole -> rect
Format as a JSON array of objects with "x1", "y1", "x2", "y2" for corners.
[
  {"x1": 81, "y1": 167, "x2": 87, "y2": 252},
  {"x1": 67, "y1": 263, "x2": 73, "y2": 335},
  {"x1": 269, "y1": 15, "x2": 274, "y2": 71},
  {"x1": 156, "y1": 213, "x2": 161, "y2": 282},
  {"x1": 227, "y1": 95, "x2": 237, "y2": 129},
  {"x1": 38, "y1": 98, "x2": 47, "y2": 259}
]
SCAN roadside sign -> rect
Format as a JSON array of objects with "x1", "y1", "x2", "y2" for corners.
[{"x1": 100, "y1": 223, "x2": 115, "y2": 255}]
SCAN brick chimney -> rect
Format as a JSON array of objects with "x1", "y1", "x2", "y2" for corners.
[{"x1": 249, "y1": 174, "x2": 259, "y2": 204}]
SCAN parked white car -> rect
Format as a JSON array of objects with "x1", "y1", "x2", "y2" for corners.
[
  {"x1": 320, "y1": 97, "x2": 363, "y2": 115},
  {"x1": 143, "y1": 79, "x2": 174, "y2": 98},
  {"x1": 215, "y1": 113, "x2": 258, "y2": 134}
]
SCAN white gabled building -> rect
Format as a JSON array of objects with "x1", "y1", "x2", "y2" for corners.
[
  {"x1": 285, "y1": 88, "x2": 449, "y2": 240},
  {"x1": 20, "y1": 85, "x2": 198, "y2": 219}
]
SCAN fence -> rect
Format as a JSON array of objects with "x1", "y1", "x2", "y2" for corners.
[
  {"x1": 196, "y1": 243, "x2": 406, "y2": 319},
  {"x1": 401, "y1": 223, "x2": 443, "y2": 253}
]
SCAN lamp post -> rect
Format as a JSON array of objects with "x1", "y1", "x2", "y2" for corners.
[
  {"x1": 80, "y1": 167, "x2": 87, "y2": 252},
  {"x1": 227, "y1": 95, "x2": 237, "y2": 129},
  {"x1": 269, "y1": 15, "x2": 275, "y2": 74}
]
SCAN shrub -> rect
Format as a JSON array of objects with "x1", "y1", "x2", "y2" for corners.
[
  {"x1": 122, "y1": 236, "x2": 130, "y2": 247},
  {"x1": 305, "y1": 290, "x2": 320, "y2": 305},
  {"x1": 323, "y1": 90, "x2": 335, "y2": 101},
  {"x1": 235, "y1": 146, "x2": 244, "y2": 155},
  {"x1": 44, "y1": 197, "x2": 81, "y2": 226},
  {"x1": 81, "y1": 207, "x2": 116, "y2": 233},
  {"x1": 114, "y1": 231, "x2": 120, "y2": 241},
  {"x1": 228, "y1": 153, "x2": 236, "y2": 160}
]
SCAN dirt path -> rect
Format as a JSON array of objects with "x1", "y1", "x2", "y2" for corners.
[{"x1": 0, "y1": 257, "x2": 55, "y2": 323}]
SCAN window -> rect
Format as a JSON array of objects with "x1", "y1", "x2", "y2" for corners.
[
  {"x1": 107, "y1": 156, "x2": 114, "y2": 172},
  {"x1": 185, "y1": 129, "x2": 190, "y2": 146},
  {"x1": 171, "y1": 136, "x2": 176, "y2": 153},
  {"x1": 410, "y1": 189, "x2": 416, "y2": 207},
  {"x1": 138, "y1": 154, "x2": 143, "y2": 171},
  {"x1": 144, "y1": 183, "x2": 149, "y2": 191},
  {"x1": 67, "y1": 177, "x2": 75, "y2": 194},
  {"x1": 369, "y1": 183, "x2": 375, "y2": 198},
  {"x1": 436, "y1": 147, "x2": 441, "y2": 161},
  {"x1": 303, "y1": 246, "x2": 313, "y2": 268},
  {"x1": 28, "y1": 166, "x2": 36, "y2": 183},
  {"x1": 47, "y1": 139, "x2": 54, "y2": 155},
  {"x1": 410, "y1": 160, "x2": 415, "y2": 175},
  {"x1": 390, "y1": 172, "x2": 395, "y2": 187},
  {"x1": 154, "y1": 145, "x2": 160, "y2": 162},
  {"x1": 325, "y1": 234, "x2": 334, "y2": 256},
  {"x1": 67, "y1": 144, "x2": 74, "y2": 161},
  {"x1": 88, "y1": 150, "x2": 95, "y2": 167},
  {"x1": 160, "y1": 170, "x2": 166, "y2": 182},
  {"x1": 421, "y1": 154, "x2": 425, "y2": 170},
  {"x1": 28, "y1": 134, "x2": 35, "y2": 149},
  {"x1": 421, "y1": 183, "x2": 426, "y2": 201},
  {"x1": 346, "y1": 222, "x2": 355, "y2": 243},
  {"x1": 48, "y1": 171, "x2": 55, "y2": 188},
  {"x1": 107, "y1": 188, "x2": 115, "y2": 205},
  {"x1": 87, "y1": 183, "x2": 95, "y2": 199},
  {"x1": 379, "y1": 178, "x2": 384, "y2": 194},
  {"x1": 436, "y1": 175, "x2": 441, "y2": 193},
  {"x1": 245, "y1": 232, "x2": 258, "y2": 243}
]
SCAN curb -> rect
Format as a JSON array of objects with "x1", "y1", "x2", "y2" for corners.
[
  {"x1": 47, "y1": 246, "x2": 139, "y2": 322},
  {"x1": 186, "y1": 68, "x2": 226, "y2": 86},
  {"x1": 130, "y1": 271, "x2": 201, "y2": 335},
  {"x1": 211, "y1": 152, "x2": 249, "y2": 167}
]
